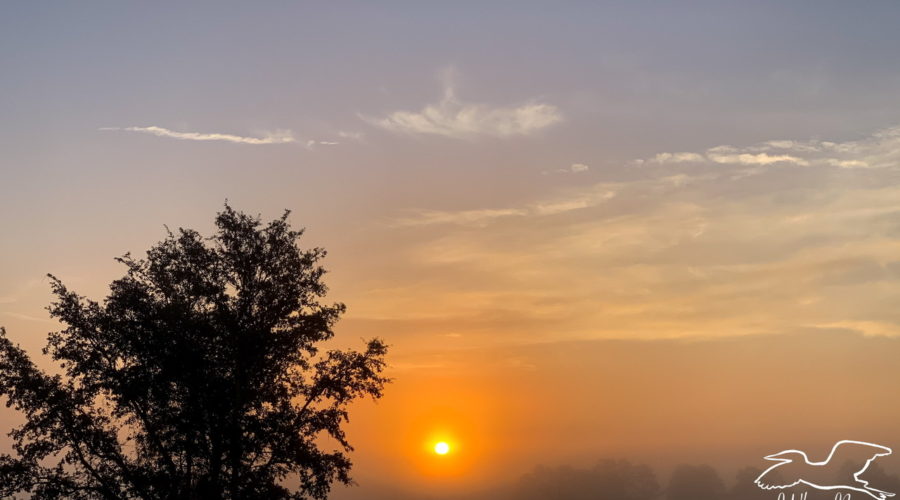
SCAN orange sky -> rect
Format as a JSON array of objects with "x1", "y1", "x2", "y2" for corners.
[{"x1": 320, "y1": 331, "x2": 900, "y2": 498}]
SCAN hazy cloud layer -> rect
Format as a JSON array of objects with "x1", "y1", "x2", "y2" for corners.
[
  {"x1": 368, "y1": 87, "x2": 562, "y2": 139},
  {"x1": 348, "y1": 124, "x2": 900, "y2": 345},
  {"x1": 101, "y1": 126, "x2": 296, "y2": 145}
]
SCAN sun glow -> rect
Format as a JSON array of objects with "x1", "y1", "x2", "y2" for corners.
[{"x1": 434, "y1": 441, "x2": 450, "y2": 455}]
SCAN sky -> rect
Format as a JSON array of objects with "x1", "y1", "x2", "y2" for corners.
[{"x1": 4, "y1": 2, "x2": 900, "y2": 498}]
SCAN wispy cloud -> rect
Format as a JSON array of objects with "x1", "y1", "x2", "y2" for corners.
[
  {"x1": 101, "y1": 126, "x2": 296, "y2": 145},
  {"x1": 649, "y1": 152, "x2": 705, "y2": 164},
  {"x1": 642, "y1": 125, "x2": 900, "y2": 169},
  {"x1": 544, "y1": 163, "x2": 590, "y2": 175},
  {"x1": 1, "y1": 311, "x2": 55, "y2": 323},
  {"x1": 815, "y1": 320, "x2": 900, "y2": 337},
  {"x1": 392, "y1": 208, "x2": 529, "y2": 227},
  {"x1": 304, "y1": 139, "x2": 340, "y2": 149},
  {"x1": 707, "y1": 151, "x2": 809, "y2": 166},
  {"x1": 337, "y1": 130, "x2": 365, "y2": 141},
  {"x1": 392, "y1": 187, "x2": 615, "y2": 227},
  {"x1": 570, "y1": 163, "x2": 589, "y2": 173},
  {"x1": 367, "y1": 86, "x2": 562, "y2": 139},
  {"x1": 648, "y1": 148, "x2": 807, "y2": 167}
]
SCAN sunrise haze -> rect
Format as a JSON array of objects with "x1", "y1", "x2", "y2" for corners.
[{"x1": 4, "y1": 3, "x2": 900, "y2": 499}]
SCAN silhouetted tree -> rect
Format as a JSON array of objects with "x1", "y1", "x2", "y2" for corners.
[
  {"x1": 666, "y1": 464, "x2": 726, "y2": 500},
  {"x1": 0, "y1": 205, "x2": 389, "y2": 499}
]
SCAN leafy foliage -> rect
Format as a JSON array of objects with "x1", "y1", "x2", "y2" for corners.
[{"x1": 0, "y1": 205, "x2": 389, "y2": 499}]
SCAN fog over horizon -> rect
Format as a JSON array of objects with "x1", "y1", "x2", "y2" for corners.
[{"x1": 332, "y1": 330, "x2": 900, "y2": 498}]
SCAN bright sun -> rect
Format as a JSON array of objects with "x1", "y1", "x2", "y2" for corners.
[{"x1": 434, "y1": 441, "x2": 450, "y2": 455}]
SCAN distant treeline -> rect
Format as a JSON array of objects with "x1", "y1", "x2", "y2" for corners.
[{"x1": 504, "y1": 459, "x2": 900, "y2": 500}]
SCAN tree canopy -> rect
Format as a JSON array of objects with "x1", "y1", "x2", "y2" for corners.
[{"x1": 0, "y1": 205, "x2": 389, "y2": 499}]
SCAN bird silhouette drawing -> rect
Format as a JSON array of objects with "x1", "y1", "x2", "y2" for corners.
[{"x1": 756, "y1": 440, "x2": 895, "y2": 500}]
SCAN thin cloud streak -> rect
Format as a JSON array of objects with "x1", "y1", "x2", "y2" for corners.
[
  {"x1": 707, "y1": 151, "x2": 809, "y2": 166},
  {"x1": 305, "y1": 139, "x2": 341, "y2": 149},
  {"x1": 392, "y1": 187, "x2": 616, "y2": 227},
  {"x1": 391, "y1": 208, "x2": 529, "y2": 228},
  {"x1": 1, "y1": 311, "x2": 55, "y2": 323},
  {"x1": 815, "y1": 320, "x2": 900, "y2": 337},
  {"x1": 100, "y1": 126, "x2": 296, "y2": 145},
  {"x1": 367, "y1": 86, "x2": 562, "y2": 139}
]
